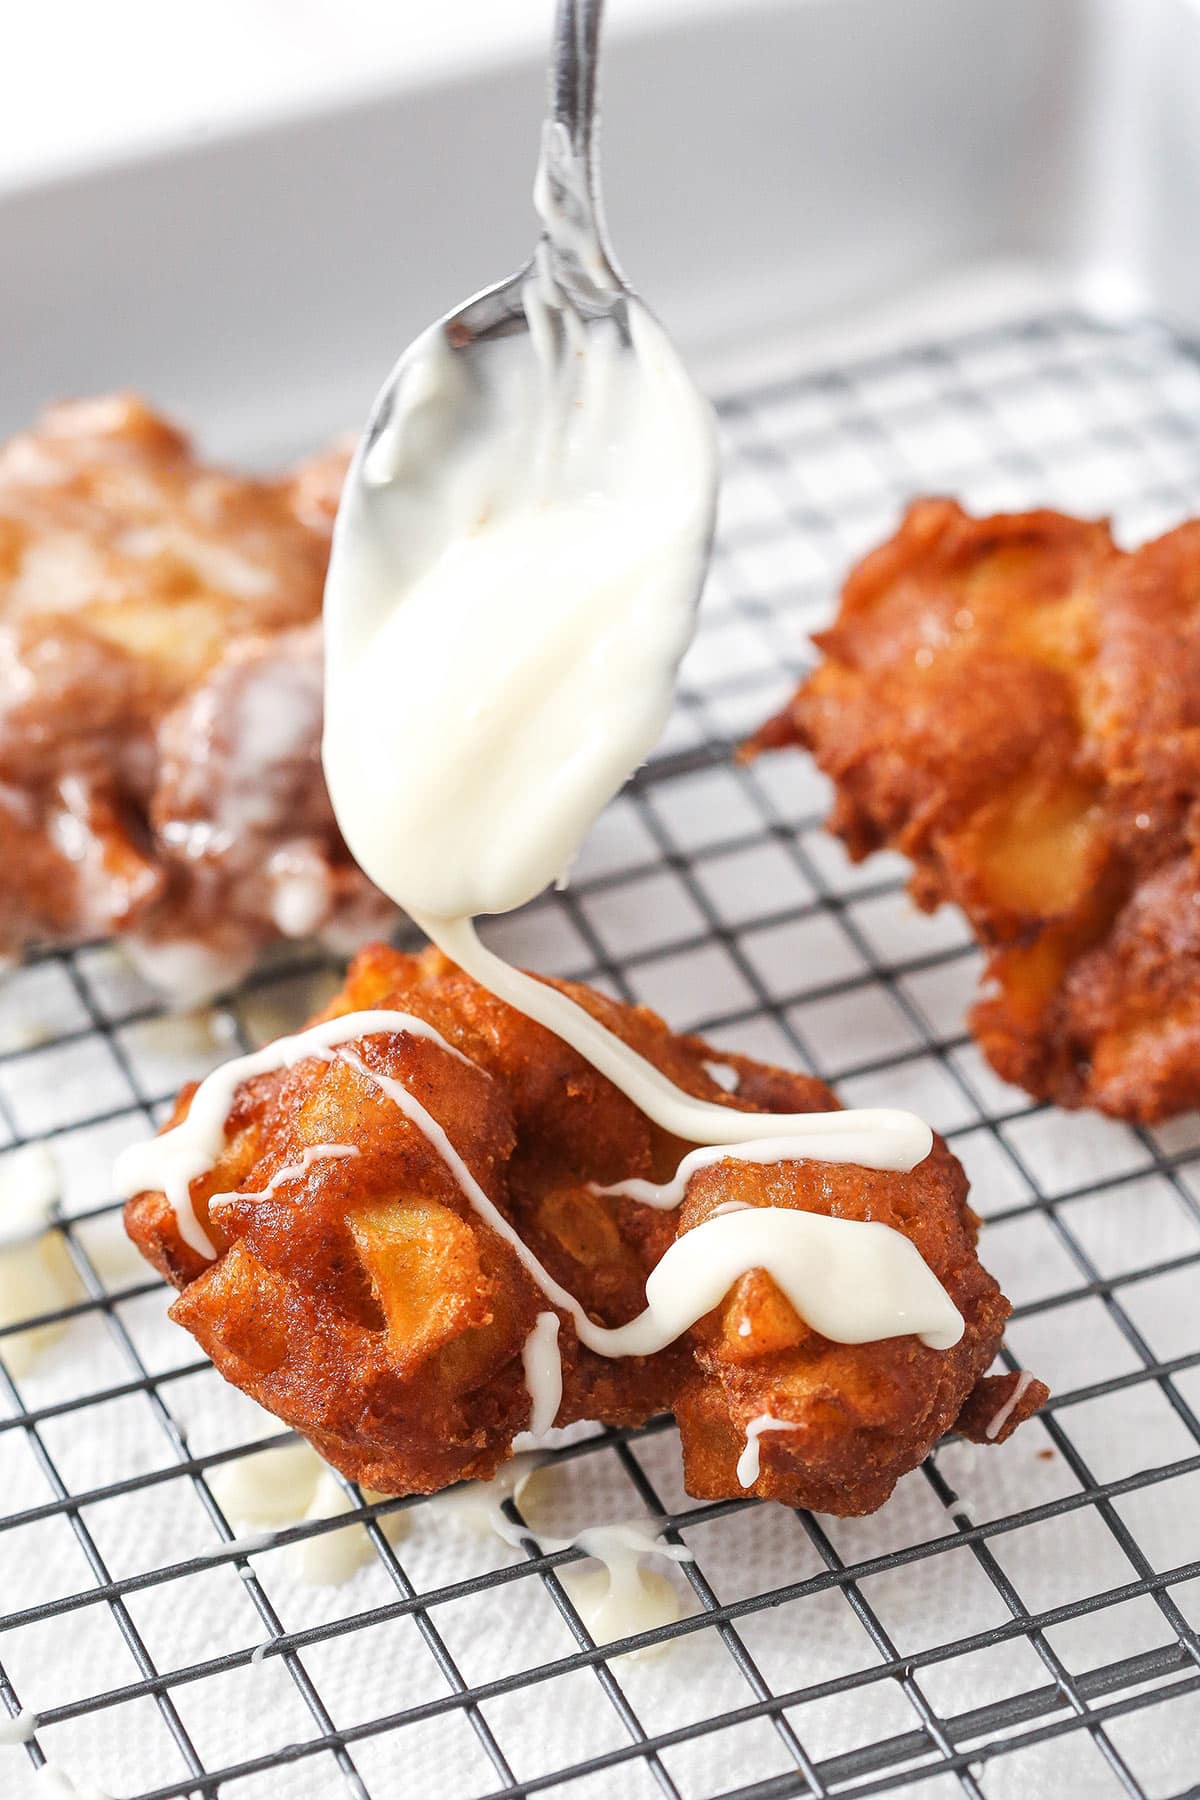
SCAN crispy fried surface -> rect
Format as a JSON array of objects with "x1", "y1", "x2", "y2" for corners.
[
  {"x1": 750, "y1": 498, "x2": 1200, "y2": 1120},
  {"x1": 673, "y1": 1135, "x2": 1042, "y2": 1513},
  {"x1": 125, "y1": 944, "x2": 1042, "y2": 1508},
  {"x1": 0, "y1": 395, "x2": 387, "y2": 986}
]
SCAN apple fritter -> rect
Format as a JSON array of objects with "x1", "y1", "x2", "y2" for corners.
[
  {"x1": 750, "y1": 498, "x2": 1200, "y2": 1121},
  {"x1": 0, "y1": 395, "x2": 388, "y2": 994},
  {"x1": 672, "y1": 1125, "x2": 1041, "y2": 1514},
  {"x1": 125, "y1": 943, "x2": 1043, "y2": 1510}
]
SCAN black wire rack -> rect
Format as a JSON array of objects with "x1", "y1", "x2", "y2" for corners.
[{"x1": 2, "y1": 309, "x2": 1200, "y2": 1800}]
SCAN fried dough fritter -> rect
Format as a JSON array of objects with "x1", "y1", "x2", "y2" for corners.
[
  {"x1": 0, "y1": 395, "x2": 388, "y2": 992},
  {"x1": 672, "y1": 1136, "x2": 1038, "y2": 1513},
  {"x1": 124, "y1": 943, "x2": 1044, "y2": 1510},
  {"x1": 750, "y1": 498, "x2": 1200, "y2": 1121}
]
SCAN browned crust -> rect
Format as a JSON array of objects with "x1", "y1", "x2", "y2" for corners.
[
  {"x1": 749, "y1": 497, "x2": 1200, "y2": 1121},
  {"x1": 125, "y1": 942, "x2": 1043, "y2": 1509},
  {"x1": 0, "y1": 394, "x2": 385, "y2": 974},
  {"x1": 955, "y1": 1371, "x2": 1050, "y2": 1446}
]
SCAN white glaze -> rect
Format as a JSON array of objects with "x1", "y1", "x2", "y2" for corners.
[
  {"x1": 208, "y1": 1439, "x2": 319, "y2": 1525},
  {"x1": 306, "y1": 118, "x2": 952, "y2": 1416},
  {"x1": 268, "y1": 857, "x2": 330, "y2": 940},
  {"x1": 521, "y1": 1311, "x2": 563, "y2": 1438},
  {"x1": 985, "y1": 1371, "x2": 1036, "y2": 1441},
  {"x1": 0, "y1": 1233, "x2": 80, "y2": 1378},
  {"x1": 323, "y1": 270, "x2": 717, "y2": 924},
  {"x1": 0, "y1": 1142, "x2": 78, "y2": 1377},
  {"x1": 424, "y1": 917, "x2": 933, "y2": 1175},
  {"x1": 196, "y1": 1528, "x2": 277, "y2": 1559},
  {"x1": 208, "y1": 1144, "x2": 359, "y2": 1212},
  {"x1": 571, "y1": 1520, "x2": 693, "y2": 1573},
  {"x1": 0, "y1": 1142, "x2": 59, "y2": 1249},
  {"x1": 435, "y1": 1453, "x2": 544, "y2": 1547},
  {"x1": 113, "y1": 1009, "x2": 471, "y2": 1259},
  {"x1": 340, "y1": 1049, "x2": 961, "y2": 1356},
  {"x1": 277, "y1": 161, "x2": 932, "y2": 1191},
  {"x1": 589, "y1": 1208, "x2": 963, "y2": 1356},
  {"x1": 446, "y1": 1454, "x2": 692, "y2": 1658},
  {"x1": 510, "y1": 1420, "x2": 601, "y2": 1456},
  {"x1": 207, "y1": 1436, "x2": 405, "y2": 1586},
  {"x1": 563, "y1": 1524, "x2": 691, "y2": 1659},
  {"x1": 291, "y1": 1467, "x2": 407, "y2": 1586},
  {"x1": 592, "y1": 1135, "x2": 922, "y2": 1210},
  {"x1": 443, "y1": 1456, "x2": 693, "y2": 1601},
  {"x1": 116, "y1": 1009, "x2": 961, "y2": 1363},
  {"x1": 0, "y1": 1006, "x2": 52, "y2": 1055},
  {"x1": 735, "y1": 1413, "x2": 796, "y2": 1488},
  {"x1": 560, "y1": 1558, "x2": 685, "y2": 1660},
  {"x1": 0, "y1": 1708, "x2": 36, "y2": 1746},
  {"x1": 123, "y1": 935, "x2": 255, "y2": 1011}
]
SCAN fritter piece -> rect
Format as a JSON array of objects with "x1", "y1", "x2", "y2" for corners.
[
  {"x1": 0, "y1": 395, "x2": 387, "y2": 995},
  {"x1": 672, "y1": 1124, "x2": 1043, "y2": 1514},
  {"x1": 750, "y1": 498, "x2": 1200, "y2": 1120},
  {"x1": 125, "y1": 944, "x2": 1043, "y2": 1509},
  {"x1": 125, "y1": 942, "x2": 722, "y2": 1488}
]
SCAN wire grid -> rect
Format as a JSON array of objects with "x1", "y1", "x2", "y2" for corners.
[{"x1": 2, "y1": 307, "x2": 1200, "y2": 1800}]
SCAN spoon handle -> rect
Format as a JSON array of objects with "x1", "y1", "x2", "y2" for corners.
[
  {"x1": 550, "y1": 0, "x2": 604, "y2": 165},
  {"x1": 539, "y1": 0, "x2": 618, "y2": 290}
]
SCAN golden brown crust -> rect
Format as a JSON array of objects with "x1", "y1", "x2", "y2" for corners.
[
  {"x1": 0, "y1": 395, "x2": 386, "y2": 979},
  {"x1": 671, "y1": 1124, "x2": 1039, "y2": 1513},
  {"x1": 954, "y1": 1370, "x2": 1048, "y2": 1446},
  {"x1": 125, "y1": 943, "x2": 1041, "y2": 1509},
  {"x1": 749, "y1": 498, "x2": 1200, "y2": 1121}
]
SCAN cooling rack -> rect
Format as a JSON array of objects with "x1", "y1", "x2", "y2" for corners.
[{"x1": 2, "y1": 309, "x2": 1199, "y2": 1800}]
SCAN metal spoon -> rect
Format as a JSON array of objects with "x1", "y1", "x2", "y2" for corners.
[
  {"x1": 321, "y1": 0, "x2": 718, "y2": 922},
  {"x1": 323, "y1": 0, "x2": 715, "y2": 628},
  {"x1": 355, "y1": 0, "x2": 628, "y2": 480}
]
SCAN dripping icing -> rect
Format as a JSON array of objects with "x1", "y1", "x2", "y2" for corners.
[
  {"x1": 591, "y1": 1134, "x2": 918, "y2": 1208},
  {"x1": 735, "y1": 1413, "x2": 795, "y2": 1488},
  {"x1": 522, "y1": 1311, "x2": 563, "y2": 1438},
  {"x1": 209, "y1": 1143, "x2": 359, "y2": 1211},
  {"x1": 0, "y1": 1141, "x2": 78, "y2": 1376},
  {"x1": 560, "y1": 1560, "x2": 685, "y2": 1658},
  {"x1": 985, "y1": 1371, "x2": 1036, "y2": 1440},
  {"x1": 196, "y1": 1528, "x2": 276, "y2": 1559},
  {"x1": 116, "y1": 1010, "x2": 963, "y2": 1362},
  {"x1": 422, "y1": 916, "x2": 932, "y2": 1175},
  {"x1": 207, "y1": 1434, "x2": 406, "y2": 1585},
  {"x1": 441, "y1": 1454, "x2": 693, "y2": 1652},
  {"x1": 113, "y1": 1008, "x2": 473, "y2": 1258},
  {"x1": 0, "y1": 1708, "x2": 37, "y2": 1746}
]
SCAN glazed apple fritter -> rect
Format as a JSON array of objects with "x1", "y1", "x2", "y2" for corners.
[
  {"x1": 751, "y1": 497, "x2": 1200, "y2": 1122},
  {"x1": 124, "y1": 943, "x2": 1044, "y2": 1512},
  {"x1": 0, "y1": 395, "x2": 388, "y2": 993}
]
